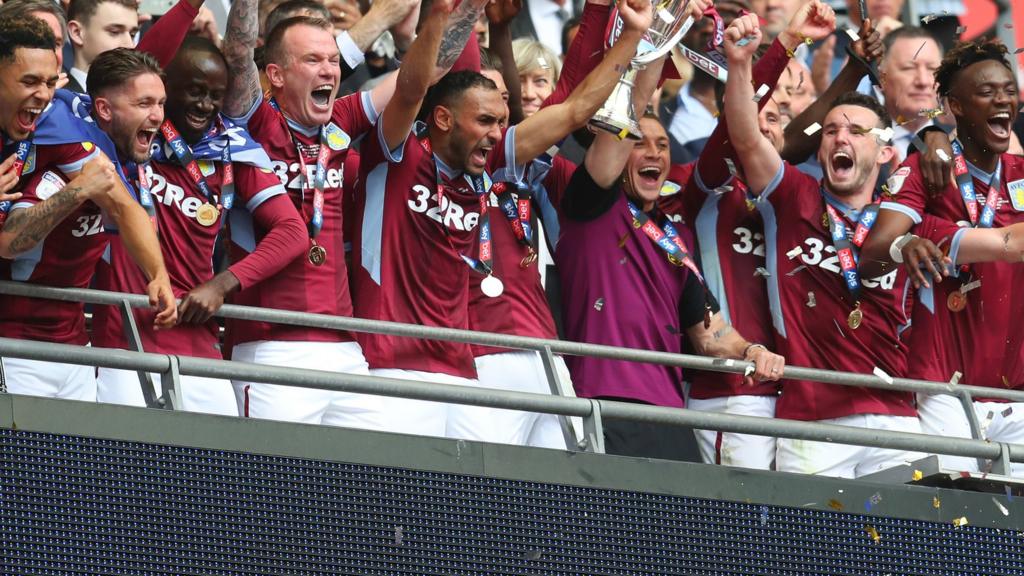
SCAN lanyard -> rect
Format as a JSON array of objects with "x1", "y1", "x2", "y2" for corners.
[
  {"x1": 0, "y1": 136, "x2": 35, "y2": 223},
  {"x1": 951, "y1": 140, "x2": 1001, "y2": 228},
  {"x1": 268, "y1": 98, "x2": 328, "y2": 239},
  {"x1": 158, "y1": 120, "x2": 234, "y2": 210},
  {"x1": 419, "y1": 135, "x2": 495, "y2": 275},
  {"x1": 124, "y1": 161, "x2": 156, "y2": 228},
  {"x1": 823, "y1": 193, "x2": 881, "y2": 305},
  {"x1": 495, "y1": 181, "x2": 535, "y2": 249}
]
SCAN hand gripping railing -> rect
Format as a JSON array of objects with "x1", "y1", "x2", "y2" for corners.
[{"x1": 1, "y1": 280, "x2": 1022, "y2": 474}]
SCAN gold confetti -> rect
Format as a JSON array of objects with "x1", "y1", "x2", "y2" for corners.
[
  {"x1": 828, "y1": 499, "x2": 844, "y2": 511},
  {"x1": 865, "y1": 525, "x2": 881, "y2": 543},
  {"x1": 953, "y1": 516, "x2": 968, "y2": 527},
  {"x1": 912, "y1": 470, "x2": 923, "y2": 481},
  {"x1": 933, "y1": 496, "x2": 941, "y2": 509}
]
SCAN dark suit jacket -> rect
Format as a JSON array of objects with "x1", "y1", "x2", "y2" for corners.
[
  {"x1": 63, "y1": 69, "x2": 86, "y2": 95},
  {"x1": 508, "y1": 0, "x2": 586, "y2": 48}
]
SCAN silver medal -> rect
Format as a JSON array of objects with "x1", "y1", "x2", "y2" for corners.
[{"x1": 481, "y1": 274, "x2": 504, "y2": 298}]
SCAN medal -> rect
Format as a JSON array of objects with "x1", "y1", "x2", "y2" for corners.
[
  {"x1": 196, "y1": 202, "x2": 220, "y2": 227},
  {"x1": 847, "y1": 305, "x2": 863, "y2": 330},
  {"x1": 520, "y1": 249, "x2": 538, "y2": 268},
  {"x1": 667, "y1": 253, "x2": 683, "y2": 266},
  {"x1": 947, "y1": 291, "x2": 966, "y2": 312},
  {"x1": 821, "y1": 211, "x2": 830, "y2": 230},
  {"x1": 481, "y1": 274, "x2": 504, "y2": 298},
  {"x1": 308, "y1": 242, "x2": 327, "y2": 266}
]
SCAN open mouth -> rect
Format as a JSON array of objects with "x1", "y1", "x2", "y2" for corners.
[
  {"x1": 311, "y1": 84, "x2": 334, "y2": 108},
  {"x1": 987, "y1": 111, "x2": 1012, "y2": 140},
  {"x1": 136, "y1": 127, "x2": 158, "y2": 148},
  {"x1": 830, "y1": 150, "x2": 855, "y2": 179},
  {"x1": 637, "y1": 166, "x2": 662, "y2": 186},
  {"x1": 470, "y1": 144, "x2": 491, "y2": 168},
  {"x1": 185, "y1": 110, "x2": 211, "y2": 131},
  {"x1": 17, "y1": 106, "x2": 42, "y2": 132}
]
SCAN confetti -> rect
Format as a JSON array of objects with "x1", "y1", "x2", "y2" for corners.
[
  {"x1": 949, "y1": 371, "x2": 962, "y2": 385},
  {"x1": 993, "y1": 497, "x2": 1010, "y2": 516},
  {"x1": 753, "y1": 84, "x2": 770, "y2": 103},
  {"x1": 744, "y1": 364, "x2": 755, "y2": 377},
  {"x1": 953, "y1": 516, "x2": 968, "y2": 527},
  {"x1": 1004, "y1": 375, "x2": 1012, "y2": 388},
  {"x1": 870, "y1": 127, "x2": 895, "y2": 143},
  {"x1": 912, "y1": 469, "x2": 923, "y2": 481},
  {"x1": 933, "y1": 496, "x2": 941, "y2": 509},
  {"x1": 618, "y1": 233, "x2": 629, "y2": 248},
  {"x1": 833, "y1": 318, "x2": 846, "y2": 338},
  {"x1": 913, "y1": 41, "x2": 927, "y2": 61},
  {"x1": 866, "y1": 492, "x2": 883, "y2": 511},
  {"x1": 806, "y1": 291, "x2": 816, "y2": 308},
  {"x1": 873, "y1": 366, "x2": 894, "y2": 385},
  {"x1": 787, "y1": 265, "x2": 808, "y2": 276},
  {"x1": 754, "y1": 267, "x2": 771, "y2": 277},
  {"x1": 936, "y1": 149, "x2": 950, "y2": 162},
  {"x1": 845, "y1": 28, "x2": 860, "y2": 42},
  {"x1": 537, "y1": 57, "x2": 549, "y2": 69},
  {"x1": 865, "y1": 525, "x2": 881, "y2": 543},
  {"x1": 786, "y1": 246, "x2": 804, "y2": 259},
  {"x1": 593, "y1": 298, "x2": 604, "y2": 311},
  {"x1": 619, "y1": 256, "x2": 627, "y2": 265},
  {"x1": 736, "y1": 35, "x2": 757, "y2": 47},
  {"x1": 921, "y1": 14, "x2": 940, "y2": 24},
  {"x1": 760, "y1": 505, "x2": 769, "y2": 525},
  {"x1": 657, "y1": 7, "x2": 675, "y2": 23},
  {"x1": 725, "y1": 158, "x2": 738, "y2": 176},
  {"x1": 804, "y1": 122, "x2": 822, "y2": 136},
  {"x1": 1003, "y1": 406, "x2": 1014, "y2": 418},
  {"x1": 1016, "y1": 48, "x2": 1024, "y2": 55},
  {"x1": 956, "y1": 25, "x2": 966, "y2": 35},
  {"x1": 828, "y1": 499, "x2": 844, "y2": 511},
  {"x1": 919, "y1": 107, "x2": 944, "y2": 119},
  {"x1": 394, "y1": 525, "x2": 404, "y2": 545},
  {"x1": 961, "y1": 279, "x2": 981, "y2": 294},
  {"x1": 981, "y1": 410, "x2": 995, "y2": 437}
]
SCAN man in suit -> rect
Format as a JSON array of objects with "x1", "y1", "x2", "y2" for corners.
[{"x1": 509, "y1": 0, "x2": 584, "y2": 56}]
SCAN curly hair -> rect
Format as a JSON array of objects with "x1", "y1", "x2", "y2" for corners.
[
  {"x1": 0, "y1": 16, "x2": 56, "y2": 65},
  {"x1": 935, "y1": 39, "x2": 1014, "y2": 97}
]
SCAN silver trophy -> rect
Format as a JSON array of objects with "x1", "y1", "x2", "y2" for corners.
[{"x1": 590, "y1": 0, "x2": 696, "y2": 140}]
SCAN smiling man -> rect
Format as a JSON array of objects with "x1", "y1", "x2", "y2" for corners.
[
  {"x1": 0, "y1": 18, "x2": 175, "y2": 401},
  {"x1": 724, "y1": 10, "x2": 924, "y2": 478},
  {"x1": 66, "y1": 0, "x2": 140, "y2": 93},
  {"x1": 87, "y1": 42, "x2": 307, "y2": 415},
  {"x1": 878, "y1": 26, "x2": 944, "y2": 161},
  {"x1": 861, "y1": 39, "x2": 1024, "y2": 476}
]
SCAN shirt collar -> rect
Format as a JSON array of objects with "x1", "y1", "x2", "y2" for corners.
[{"x1": 69, "y1": 67, "x2": 88, "y2": 91}]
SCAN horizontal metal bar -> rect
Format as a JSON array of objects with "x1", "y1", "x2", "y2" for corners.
[
  {"x1": 0, "y1": 336, "x2": 1020, "y2": 464},
  {"x1": 4, "y1": 281, "x2": 1024, "y2": 403}
]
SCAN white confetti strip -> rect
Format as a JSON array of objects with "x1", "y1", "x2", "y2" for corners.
[
  {"x1": 752, "y1": 84, "x2": 770, "y2": 103},
  {"x1": 993, "y1": 497, "x2": 1010, "y2": 516},
  {"x1": 961, "y1": 280, "x2": 981, "y2": 294},
  {"x1": 870, "y1": 127, "x2": 894, "y2": 143},
  {"x1": 806, "y1": 291, "x2": 816, "y2": 308},
  {"x1": 786, "y1": 265, "x2": 808, "y2": 276},
  {"x1": 725, "y1": 158, "x2": 737, "y2": 176},
  {"x1": 873, "y1": 366, "x2": 893, "y2": 385},
  {"x1": 804, "y1": 122, "x2": 822, "y2": 136},
  {"x1": 936, "y1": 149, "x2": 950, "y2": 162},
  {"x1": 949, "y1": 371, "x2": 962, "y2": 385},
  {"x1": 787, "y1": 246, "x2": 804, "y2": 259},
  {"x1": 754, "y1": 267, "x2": 771, "y2": 277},
  {"x1": 537, "y1": 56, "x2": 549, "y2": 69},
  {"x1": 845, "y1": 28, "x2": 860, "y2": 42}
]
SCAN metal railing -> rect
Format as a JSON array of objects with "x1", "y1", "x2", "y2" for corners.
[{"x1": 1, "y1": 280, "x2": 1021, "y2": 475}]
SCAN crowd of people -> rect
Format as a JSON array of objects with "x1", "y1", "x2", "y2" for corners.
[{"x1": 0, "y1": 0, "x2": 1023, "y2": 480}]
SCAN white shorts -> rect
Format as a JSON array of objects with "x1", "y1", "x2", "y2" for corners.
[
  {"x1": 468, "y1": 351, "x2": 576, "y2": 449},
  {"x1": 918, "y1": 393, "x2": 1024, "y2": 477},
  {"x1": 232, "y1": 340, "x2": 389, "y2": 431},
  {"x1": 776, "y1": 414, "x2": 924, "y2": 478},
  {"x1": 369, "y1": 368, "x2": 483, "y2": 438},
  {"x1": 687, "y1": 394, "x2": 776, "y2": 470},
  {"x1": 96, "y1": 367, "x2": 237, "y2": 416},
  {"x1": 2, "y1": 357, "x2": 95, "y2": 401}
]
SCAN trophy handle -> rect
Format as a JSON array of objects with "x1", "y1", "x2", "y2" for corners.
[{"x1": 633, "y1": 13, "x2": 695, "y2": 65}]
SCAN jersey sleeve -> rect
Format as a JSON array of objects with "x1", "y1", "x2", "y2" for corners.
[
  {"x1": 43, "y1": 142, "x2": 100, "y2": 176},
  {"x1": 561, "y1": 159, "x2": 619, "y2": 221},
  {"x1": 227, "y1": 193, "x2": 308, "y2": 290},
  {"x1": 12, "y1": 169, "x2": 68, "y2": 211},
  {"x1": 234, "y1": 163, "x2": 288, "y2": 212},
  {"x1": 228, "y1": 94, "x2": 272, "y2": 129},
  {"x1": 543, "y1": 1, "x2": 610, "y2": 108},
  {"x1": 137, "y1": 0, "x2": 199, "y2": 67},
  {"x1": 332, "y1": 91, "x2": 380, "y2": 141},
  {"x1": 541, "y1": 155, "x2": 576, "y2": 211},
  {"x1": 488, "y1": 125, "x2": 525, "y2": 183},
  {"x1": 879, "y1": 156, "x2": 927, "y2": 224},
  {"x1": 758, "y1": 162, "x2": 818, "y2": 212}
]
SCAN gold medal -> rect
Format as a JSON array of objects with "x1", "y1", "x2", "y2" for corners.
[
  {"x1": 667, "y1": 253, "x2": 683, "y2": 267},
  {"x1": 308, "y1": 242, "x2": 327, "y2": 266},
  {"x1": 821, "y1": 211, "x2": 830, "y2": 230},
  {"x1": 520, "y1": 249, "x2": 538, "y2": 269},
  {"x1": 947, "y1": 291, "x2": 967, "y2": 312},
  {"x1": 196, "y1": 202, "x2": 220, "y2": 227},
  {"x1": 745, "y1": 198, "x2": 756, "y2": 212},
  {"x1": 632, "y1": 217, "x2": 642, "y2": 229},
  {"x1": 847, "y1": 306, "x2": 863, "y2": 330}
]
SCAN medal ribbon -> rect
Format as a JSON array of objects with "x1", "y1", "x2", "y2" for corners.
[
  {"x1": 0, "y1": 136, "x2": 36, "y2": 225},
  {"x1": 158, "y1": 120, "x2": 228, "y2": 211},
  {"x1": 124, "y1": 161, "x2": 156, "y2": 229},
  {"x1": 419, "y1": 135, "x2": 495, "y2": 276},
  {"x1": 496, "y1": 181, "x2": 534, "y2": 249},
  {"x1": 268, "y1": 98, "x2": 328, "y2": 239},
  {"x1": 950, "y1": 139, "x2": 1001, "y2": 228},
  {"x1": 823, "y1": 193, "x2": 881, "y2": 305}
]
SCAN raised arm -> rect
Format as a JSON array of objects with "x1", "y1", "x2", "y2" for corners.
[
  {"x1": 379, "y1": 0, "x2": 453, "y2": 152},
  {"x1": 137, "y1": 0, "x2": 203, "y2": 68},
  {"x1": 722, "y1": 15, "x2": 781, "y2": 196},
  {"x1": 221, "y1": 0, "x2": 260, "y2": 118},
  {"x1": 487, "y1": 0, "x2": 526, "y2": 124},
  {"x1": 514, "y1": 0, "x2": 653, "y2": 165},
  {"x1": 782, "y1": 17, "x2": 881, "y2": 165},
  {"x1": 542, "y1": 0, "x2": 611, "y2": 109},
  {"x1": 345, "y1": 0, "x2": 419, "y2": 55}
]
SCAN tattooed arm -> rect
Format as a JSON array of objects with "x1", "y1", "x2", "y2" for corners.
[
  {"x1": 687, "y1": 311, "x2": 786, "y2": 386},
  {"x1": 221, "y1": 0, "x2": 261, "y2": 119},
  {"x1": 0, "y1": 155, "x2": 119, "y2": 258},
  {"x1": 345, "y1": 0, "x2": 419, "y2": 53},
  {"x1": 365, "y1": 0, "x2": 489, "y2": 122}
]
